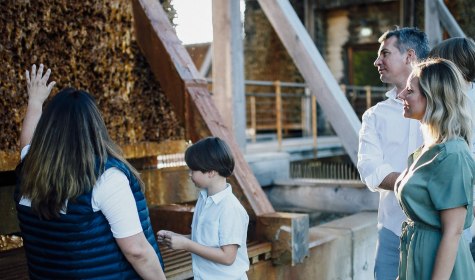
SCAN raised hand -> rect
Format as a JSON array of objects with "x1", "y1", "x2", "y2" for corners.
[
  {"x1": 20, "y1": 64, "x2": 57, "y2": 149},
  {"x1": 25, "y1": 64, "x2": 56, "y2": 105}
]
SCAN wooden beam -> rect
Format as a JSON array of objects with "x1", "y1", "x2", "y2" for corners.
[
  {"x1": 436, "y1": 0, "x2": 465, "y2": 38},
  {"x1": 425, "y1": 0, "x2": 442, "y2": 47},
  {"x1": 257, "y1": 212, "x2": 309, "y2": 265},
  {"x1": 257, "y1": 0, "x2": 360, "y2": 165},
  {"x1": 131, "y1": 0, "x2": 274, "y2": 216},
  {"x1": 199, "y1": 43, "x2": 212, "y2": 77},
  {"x1": 212, "y1": 0, "x2": 247, "y2": 150}
]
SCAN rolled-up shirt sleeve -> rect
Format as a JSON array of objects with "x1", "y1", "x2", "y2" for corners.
[{"x1": 357, "y1": 109, "x2": 394, "y2": 191}]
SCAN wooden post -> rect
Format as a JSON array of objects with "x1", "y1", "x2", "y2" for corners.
[
  {"x1": 436, "y1": 0, "x2": 466, "y2": 37},
  {"x1": 250, "y1": 95, "x2": 257, "y2": 143},
  {"x1": 301, "y1": 87, "x2": 311, "y2": 137},
  {"x1": 425, "y1": 0, "x2": 442, "y2": 47},
  {"x1": 365, "y1": 86, "x2": 371, "y2": 110},
  {"x1": 257, "y1": 212, "x2": 309, "y2": 265},
  {"x1": 275, "y1": 80, "x2": 283, "y2": 151},
  {"x1": 212, "y1": 0, "x2": 247, "y2": 150},
  {"x1": 199, "y1": 44, "x2": 213, "y2": 78},
  {"x1": 311, "y1": 94, "x2": 317, "y2": 152}
]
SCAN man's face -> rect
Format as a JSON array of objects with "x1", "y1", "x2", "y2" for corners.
[{"x1": 374, "y1": 36, "x2": 411, "y2": 86}]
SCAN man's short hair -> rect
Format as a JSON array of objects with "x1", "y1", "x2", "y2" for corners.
[{"x1": 379, "y1": 27, "x2": 430, "y2": 61}]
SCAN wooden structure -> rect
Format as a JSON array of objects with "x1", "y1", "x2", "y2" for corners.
[
  {"x1": 211, "y1": 0, "x2": 247, "y2": 150},
  {"x1": 256, "y1": 0, "x2": 362, "y2": 165},
  {"x1": 0, "y1": 0, "x2": 308, "y2": 278},
  {"x1": 131, "y1": 0, "x2": 309, "y2": 277},
  {"x1": 425, "y1": 0, "x2": 466, "y2": 47}
]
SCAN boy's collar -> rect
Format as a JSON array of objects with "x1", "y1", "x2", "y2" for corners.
[{"x1": 200, "y1": 183, "x2": 232, "y2": 204}]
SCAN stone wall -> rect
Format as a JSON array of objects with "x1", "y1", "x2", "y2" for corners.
[{"x1": 244, "y1": 0, "x2": 304, "y2": 84}]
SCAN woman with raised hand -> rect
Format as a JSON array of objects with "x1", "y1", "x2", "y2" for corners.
[{"x1": 16, "y1": 64, "x2": 166, "y2": 280}]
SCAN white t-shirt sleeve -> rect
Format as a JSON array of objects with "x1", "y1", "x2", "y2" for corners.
[
  {"x1": 92, "y1": 168, "x2": 143, "y2": 238},
  {"x1": 20, "y1": 145, "x2": 30, "y2": 160}
]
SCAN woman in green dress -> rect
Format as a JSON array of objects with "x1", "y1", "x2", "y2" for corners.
[{"x1": 395, "y1": 58, "x2": 475, "y2": 279}]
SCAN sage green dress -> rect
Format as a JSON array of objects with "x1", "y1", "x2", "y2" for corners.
[{"x1": 395, "y1": 138, "x2": 475, "y2": 280}]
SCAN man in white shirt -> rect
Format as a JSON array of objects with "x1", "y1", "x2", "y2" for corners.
[{"x1": 357, "y1": 27, "x2": 429, "y2": 280}]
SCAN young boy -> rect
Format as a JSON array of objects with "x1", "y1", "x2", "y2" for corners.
[{"x1": 157, "y1": 137, "x2": 250, "y2": 279}]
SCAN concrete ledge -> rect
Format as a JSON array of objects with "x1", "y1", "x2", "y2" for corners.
[
  {"x1": 265, "y1": 181, "x2": 379, "y2": 213},
  {"x1": 319, "y1": 212, "x2": 378, "y2": 280},
  {"x1": 247, "y1": 211, "x2": 377, "y2": 279}
]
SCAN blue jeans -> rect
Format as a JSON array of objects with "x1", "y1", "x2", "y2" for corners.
[
  {"x1": 472, "y1": 237, "x2": 475, "y2": 262},
  {"x1": 374, "y1": 227, "x2": 399, "y2": 280}
]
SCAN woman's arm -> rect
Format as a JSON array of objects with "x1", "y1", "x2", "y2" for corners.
[
  {"x1": 116, "y1": 232, "x2": 166, "y2": 280},
  {"x1": 432, "y1": 206, "x2": 467, "y2": 280},
  {"x1": 20, "y1": 64, "x2": 56, "y2": 149},
  {"x1": 159, "y1": 230, "x2": 238, "y2": 266}
]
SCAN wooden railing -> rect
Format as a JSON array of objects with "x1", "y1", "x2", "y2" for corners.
[{"x1": 207, "y1": 79, "x2": 388, "y2": 150}]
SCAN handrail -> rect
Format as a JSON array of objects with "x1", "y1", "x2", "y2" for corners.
[{"x1": 207, "y1": 79, "x2": 387, "y2": 150}]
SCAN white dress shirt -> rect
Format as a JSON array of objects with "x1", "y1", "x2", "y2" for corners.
[
  {"x1": 465, "y1": 83, "x2": 475, "y2": 241},
  {"x1": 357, "y1": 88, "x2": 423, "y2": 236},
  {"x1": 191, "y1": 184, "x2": 249, "y2": 280},
  {"x1": 466, "y1": 82, "x2": 475, "y2": 158}
]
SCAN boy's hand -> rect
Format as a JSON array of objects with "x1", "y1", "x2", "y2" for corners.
[
  {"x1": 164, "y1": 234, "x2": 189, "y2": 250},
  {"x1": 157, "y1": 230, "x2": 188, "y2": 250},
  {"x1": 156, "y1": 230, "x2": 172, "y2": 243}
]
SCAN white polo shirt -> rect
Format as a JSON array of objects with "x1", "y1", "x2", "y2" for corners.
[{"x1": 191, "y1": 184, "x2": 249, "y2": 280}]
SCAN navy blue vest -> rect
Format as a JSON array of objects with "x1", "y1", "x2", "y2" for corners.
[{"x1": 16, "y1": 158, "x2": 164, "y2": 279}]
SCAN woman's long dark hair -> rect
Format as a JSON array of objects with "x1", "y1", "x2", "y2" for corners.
[{"x1": 20, "y1": 88, "x2": 144, "y2": 219}]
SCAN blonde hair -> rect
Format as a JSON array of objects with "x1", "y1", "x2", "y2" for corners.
[
  {"x1": 413, "y1": 58, "x2": 472, "y2": 146},
  {"x1": 20, "y1": 88, "x2": 144, "y2": 219}
]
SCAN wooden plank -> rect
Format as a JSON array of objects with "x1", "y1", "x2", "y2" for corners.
[
  {"x1": 131, "y1": 0, "x2": 274, "y2": 216},
  {"x1": 247, "y1": 241, "x2": 272, "y2": 258},
  {"x1": 257, "y1": 0, "x2": 361, "y2": 165},
  {"x1": 159, "y1": 241, "x2": 272, "y2": 279},
  {"x1": 425, "y1": 0, "x2": 442, "y2": 47},
  {"x1": 211, "y1": 0, "x2": 247, "y2": 149},
  {"x1": 199, "y1": 44, "x2": 212, "y2": 77},
  {"x1": 0, "y1": 248, "x2": 28, "y2": 280},
  {"x1": 257, "y1": 212, "x2": 309, "y2": 265},
  {"x1": 436, "y1": 0, "x2": 466, "y2": 38}
]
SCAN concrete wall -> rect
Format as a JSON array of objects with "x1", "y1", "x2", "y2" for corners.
[{"x1": 247, "y1": 211, "x2": 377, "y2": 279}]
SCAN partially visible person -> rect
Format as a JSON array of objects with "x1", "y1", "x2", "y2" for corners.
[
  {"x1": 429, "y1": 37, "x2": 475, "y2": 154},
  {"x1": 396, "y1": 58, "x2": 475, "y2": 279},
  {"x1": 357, "y1": 27, "x2": 429, "y2": 280},
  {"x1": 429, "y1": 36, "x2": 475, "y2": 256},
  {"x1": 16, "y1": 64, "x2": 166, "y2": 279},
  {"x1": 157, "y1": 137, "x2": 249, "y2": 280}
]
